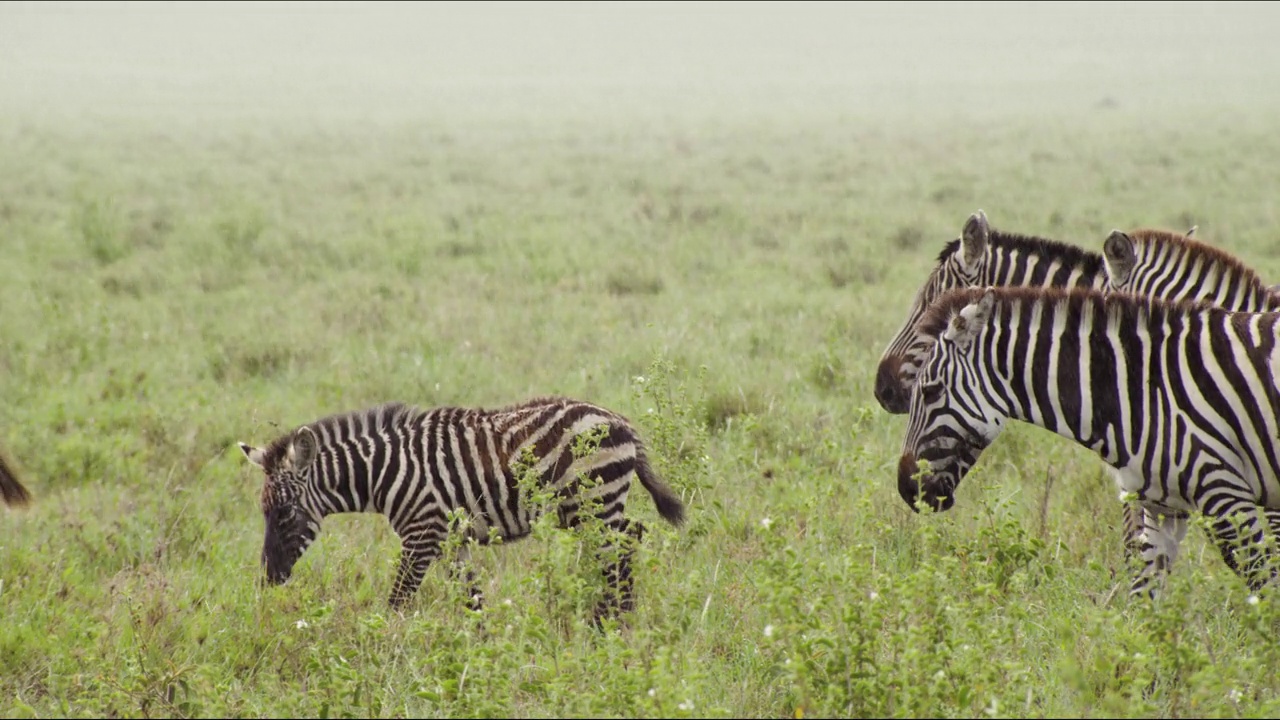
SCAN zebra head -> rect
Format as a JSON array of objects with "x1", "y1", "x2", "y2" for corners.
[
  {"x1": 238, "y1": 426, "x2": 323, "y2": 586},
  {"x1": 897, "y1": 288, "x2": 1005, "y2": 513},
  {"x1": 876, "y1": 210, "x2": 992, "y2": 414}
]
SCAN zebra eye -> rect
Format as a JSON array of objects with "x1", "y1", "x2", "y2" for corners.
[{"x1": 920, "y1": 381, "x2": 945, "y2": 404}]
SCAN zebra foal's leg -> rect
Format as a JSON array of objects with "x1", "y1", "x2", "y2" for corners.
[
  {"x1": 1127, "y1": 506, "x2": 1189, "y2": 600},
  {"x1": 448, "y1": 542, "x2": 484, "y2": 612},
  {"x1": 592, "y1": 517, "x2": 646, "y2": 629},
  {"x1": 389, "y1": 522, "x2": 447, "y2": 609}
]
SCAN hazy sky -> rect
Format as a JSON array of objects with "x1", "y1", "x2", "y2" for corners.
[{"x1": 1, "y1": 1, "x2": 1275, "y2": 118}]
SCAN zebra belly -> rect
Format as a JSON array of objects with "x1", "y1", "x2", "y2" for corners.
[{"x1": 1110, "y1": 465, "x2": 1195, "y2": 515}]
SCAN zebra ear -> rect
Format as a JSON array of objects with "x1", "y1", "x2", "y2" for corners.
[
  {"x1": 1103, "y1": 230, "x2": 1136, "y2": 286},
  {"x1": 959, "y1": 210, "x2": 989, "y2": 270},
  {"x1": 289, "y1": 427, "x2": 319, "y2": 469},
  {"x1": 238, "y1": 442, "x2": 266, "y2": 468},
  {"x1": 944, "y1": 289, "x2": 996, "y2": 349}
]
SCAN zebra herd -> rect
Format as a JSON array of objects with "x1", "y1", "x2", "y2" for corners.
[
  {"x1": 5, "y1": 208, "x2": 1280, "y2": 623},
  {"x1": 879, "y1": 210, "x2": 1280, "y2": 600}
]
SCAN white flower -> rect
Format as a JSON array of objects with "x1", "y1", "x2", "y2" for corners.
[
  {"x1": 869, "y1": 591, "x2": 879, "y2": 601},
  {"x1": 764, "y1": 625, "x2": 774, "y2": 638},
  {"x1": 648, "y1": 688, "x2": 656, "y2": 698},
  {"x1": 678, "y1": 700, "x2": 694, "y2": 712},
  {"x1": 1249, "y1": 595, "x2": 1261, "y2": 606},
  {"x1": 934, "y1": 670, "x2": 946, "y2": 681},
  {"x1": 760, "y1": 517, "x2": 773, "y2": 529},
  {"x1": 634, "y1": 376, "x2": 646, "y2": 384},
  {"x1": 295, "y1": 619, "x2": 309, "y2": 630},
  {"x1": 1228, "y1": 688, "x2": 1243, "y2": 702},
  {"x1": 504, "y1": 598, "x2": 513, "y2": 606}
]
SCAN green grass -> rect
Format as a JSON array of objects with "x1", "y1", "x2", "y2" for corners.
[{"x1": 8, "y1": 13, "x2": 1280, "y2": 714}]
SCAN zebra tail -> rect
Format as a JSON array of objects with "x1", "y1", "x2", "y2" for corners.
[
  {"x1": 0, "y1": 447, "x2": 32, "y2": 509},
  {"x1": 634, "y1": 445, "x2": 686, "y2": 527}
]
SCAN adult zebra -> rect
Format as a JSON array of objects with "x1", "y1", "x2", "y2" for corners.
[
  {"x1": 874, "y1": 211, "x2": 1113, "y2": 415},
  {"x1": 873, "y1": 211, "x2": 1200, "y2": 564},
  {"x1": 1100, "y1": 226, "x2": 1280, "y2": 570},
  {"x1": 876, "y1": 213, "x2": 1203, "y2": 414},
  {"x1": 238, "y1": 397, "x2": 686, "y2": 626},
  {"x1": 897, "y1": 286, "x2": 1280, "y2": 597},
  {"x1": 1103, "y1": 227, "x2": 1280, "y2": 311},
  {"x1": 0, "y1": 444, "x2": 32, "y2": 508}
]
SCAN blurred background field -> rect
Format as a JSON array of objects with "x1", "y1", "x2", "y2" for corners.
[{"x1": 3, "y1": 1, "x2": 1280, "y2": 717}]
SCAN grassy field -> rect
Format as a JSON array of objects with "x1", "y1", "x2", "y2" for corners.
[{"x1": 6, "y1": 2, "x2": 1280, "y2": 718}]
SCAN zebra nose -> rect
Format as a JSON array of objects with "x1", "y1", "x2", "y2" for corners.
[{"x1": 875, "y1": 357, "x2": 909, "y2": 414}]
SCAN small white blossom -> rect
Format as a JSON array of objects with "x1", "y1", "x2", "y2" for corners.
[
  {"x1": 1228, "y1": 688, "x2": 1243, "y2": 702},
  {"x1": 634, "y1": 376, "x2": 647, "y2": 384},
  {"x1": 869, "y1": 591, "x2": 879, "y2": 601},
  {"x1": 504, "y1": 599, "x2": 513, "y2": 606},
  {"x1": 295, "y1": 619, "x2": 309, "y2": 630},
  {"x1": 764, "y1": 625, "x2": 774, "y2": 638},
  {"x1": 934, "y1": 670, "x2": 946, "y2": 681},
  {"x1": 678, "y1": 700, "x2": 694, "y2": 712},
  {"x1": 760, "y1": 517, "x2": 773, "y2": 529},
  {"x1": 648, "y1": 688, "x2": 656, "y2": 698},
  {"x1": 647, "y1": 407, "x2": 656, "y2": 414},
  {"x1": 1249, "y1": 595, "x2": 1261, "y2": 606}
]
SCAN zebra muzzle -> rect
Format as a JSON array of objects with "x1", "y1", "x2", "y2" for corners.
[
  {"x1": 898, "y1": 453, "x2": 955, "y2": 513},
  {"x1": 875, "y1": 356, "x2": 911, "y2": 415}
]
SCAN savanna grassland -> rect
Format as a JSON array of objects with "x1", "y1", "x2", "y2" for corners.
[{"x1": 6, "y1": 2, "x2": 1280, "y2": 717}]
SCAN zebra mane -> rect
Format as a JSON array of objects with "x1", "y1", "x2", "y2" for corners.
[
  {"x1": 936, "y1": 229, "x2": 1106, "y2": 276},
  {"x1": 1125, "y1": 228, "x2": 1277, "y2": 299},
  {"x1": 915, "y1": 285, "x2": 1235, "y2": 347},
  {"x1": 260, "y1": 402, "x2": 423, "y2": 467}
]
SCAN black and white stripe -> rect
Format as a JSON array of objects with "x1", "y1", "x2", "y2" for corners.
[
  {"x1": 238, "y1": 397, "x2": 686, "y2": 624},
  {"x1": 1104, "y1": 228, "x2": 1280, "y2": 313},
  {"x1": 875, "y1": 210, "x2": 1110, "y2": 415},
  {"x1": 898, "y1": 286, "x2": 1280, "y2": 597},
  {"x1": 1102, "y1": 227, "x2": 1280, "y2": 561}
]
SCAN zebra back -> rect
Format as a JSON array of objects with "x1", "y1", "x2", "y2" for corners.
[
  {"x1": 1103, "y1": 228, "x2": 1280, "y2": 312},
  {"x1": 875, "y1": 209, "x2": 1109, "y2": 413}
]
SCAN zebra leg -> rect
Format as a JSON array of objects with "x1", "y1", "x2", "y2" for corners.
[
  {"x1": 1206, "y1": 501, "x2": 1273, "y2": 592},
  {"x1": 388, "y1": 525, "x2": 446, "y2": 608},
  {"x1": 592, "y1": 517, "x2": 646, "y2": 629},
  {"x1": 1127, "y1": 505, "x2": 1189, "y2": 600},
  {"x1": 1121, "y1": 502, "x2": 1146, "y2": 563},
  {"x1": 449, "y1": 542, "x2": 483, "y2": 612}
]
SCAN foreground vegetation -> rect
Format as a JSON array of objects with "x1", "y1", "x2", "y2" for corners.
[{"x1": 6, "y1": 72, "x2": 1280, "y2": 717}]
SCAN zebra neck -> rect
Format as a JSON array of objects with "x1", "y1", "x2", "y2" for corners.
[
  {"x1": 976, "y1": 338, "x2": 1126, "y2": 468},
  {"x1": 982, "y1": 241, "x2": 1108, "y2": 290},
  {"x1": 309, "y1": 445, "x2": 379, "y2": 517}
]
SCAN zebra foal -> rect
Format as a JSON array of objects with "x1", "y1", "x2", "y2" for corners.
[
  {"x1": 238, "y1": 397, "x2": 686, "y2": 625},
  {"x1": 897, "y1": 285, "x2": 1280, "y2": 597}
]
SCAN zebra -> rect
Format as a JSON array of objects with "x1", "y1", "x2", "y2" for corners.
[
  {"x1": 875, "y1": 210, "x2": 1112, "y2": 416},
  {"x1": 237, "y1": 397, "x2": 686, "y2": 626},
  {"x1": 1101, "y1": 227, "x2": 1280, "y2": 558},
  {"x1": 1103, "y1": 227, "x2": 1280, "y2": 311},
  {"x1": 876, "y1": 211, "x2": 1203, "y2": 415},
  {"x1": 896, "y1": 285, "x2": 1280, "y2": 597},
  {"x1": 0, "y1": 444, "x2": 32, "y2": 509},
  {"x1": 874, "y1": 211, "x2": 1214, "y2": 566}
]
